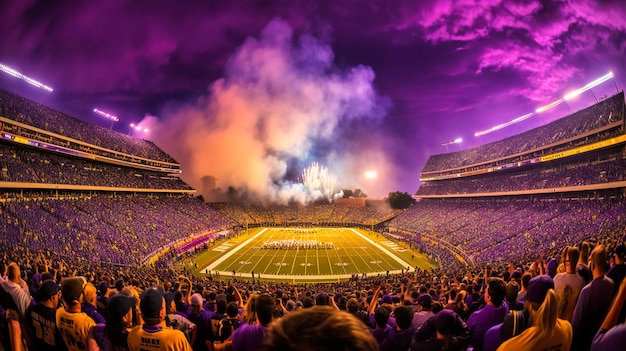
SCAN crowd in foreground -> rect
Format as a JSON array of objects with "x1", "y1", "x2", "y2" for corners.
[{"x1": 1, "y1": 234, "x2": 626, "y2": 351}]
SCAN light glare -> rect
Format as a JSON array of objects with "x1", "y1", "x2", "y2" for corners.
[
  {"x1": 365, "y1": 170, "x2": 377, "y2": 180},
  {"x1": 93, "y1": 108, "x2": 119, "y2": 122},
  {"x1": 0, "y1": 64, "x2": 53, "y2": 92}
]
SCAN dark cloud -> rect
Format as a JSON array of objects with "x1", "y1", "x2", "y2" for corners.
[{"x1": 0, "y1": 0, "x2": 624, "y2": 197}]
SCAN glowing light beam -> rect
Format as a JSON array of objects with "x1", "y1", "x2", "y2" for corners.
[
  {"x1": 0, "y1": 64, "x2": 53, "y2": 92},
  {"x1": 535, "y1": 99, "x2": 565, "y2": 113},
  {"x1": 93, "y1": 108, "x2": 119, "y2": 122},
  {"x1": 564, "y1": 72, "x2": 614, "y2": 101},
  {"x1": 474, "y1": 113, "x2": 534, "y2": 137},
  {"x1": 474, "y1": 72, "x2": 614, "y2": 138}
]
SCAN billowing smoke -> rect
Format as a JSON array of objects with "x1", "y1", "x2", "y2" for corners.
[{"x1": 143, "y1": 19, "x2": 390, "y2": 203}]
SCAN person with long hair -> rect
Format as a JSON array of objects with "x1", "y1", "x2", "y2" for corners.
[
  {"x1": 497, "y1": 275, "x2": 572, "y2": 351},
  {"x1": 88, "y1": 294, "x2": 136, "y2": 351}
]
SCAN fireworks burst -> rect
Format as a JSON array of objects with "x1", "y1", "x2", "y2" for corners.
[{"x1": 302, "y1": 162, "x2": 337, "y2": 201}]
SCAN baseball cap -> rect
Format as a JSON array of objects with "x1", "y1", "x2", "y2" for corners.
[
  {"x1": 61, "y1": 277, "x2": 86, "y2": 305},
  {"x1": 525, "y1": 275, "x2": 554, "y2": 305},
  {"x1": 140, "y1": 287, "x2": 165, "y2": 319},
  {"x1": 417, "y1": 294, "x2": 433, "y2": 308},
  {"x1": 98, "y1": 281, "x2": 109, "y2": 296},
  {"x1": 37, "y1": 280, "x2": 60, "y2": 302},
  {"x1": 108, "y1": 294, "x2": 135, "y2": 321},
  {"x1": 381, "y1": 294, "x2": 393, "y2": 305}
]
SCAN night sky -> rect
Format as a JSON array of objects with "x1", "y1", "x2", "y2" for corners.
[{"x1": 0, "y1": 0, "x2": 625, "y2": 200}]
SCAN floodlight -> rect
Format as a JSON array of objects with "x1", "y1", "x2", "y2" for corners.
[
  {"x1": 365, "y1": 170, "x2": 377, "y2": 180},
  {"x1": 535, "y1": 99, "x2": 564, "y2": 113},
  {"x1": 564, "y1": 72, "x2": 614, "y2": 101},
  {"x1": 454, "y1": 138, "x2": 462, "y2": 143},
  {"x1": 474, "y1": 113, "x2": 534, "y2": 137},
  {"x1": 0, "y1": 64, "x2": 53, "y2": 92},
  {"x1": 93, "y1": 108, "x2": 119, "y2": 122}
]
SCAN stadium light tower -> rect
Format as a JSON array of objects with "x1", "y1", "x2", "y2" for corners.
[
  {"x1": 0, "y1": 63, "x2": 53, "y2": 92},
  {"x1": 128, "y1": 123, "x2": 149, "y2": 136},
  {"x1": 441, "y1": 138, "x2": 462, "y2": 152},
  {"x1": 93, "y1": 108, "x2": 119, "y2": 129}
]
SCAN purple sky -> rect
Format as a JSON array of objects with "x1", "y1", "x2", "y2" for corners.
[{"x1": 0, "y1": 0, "x2": 625, "y2": 200}]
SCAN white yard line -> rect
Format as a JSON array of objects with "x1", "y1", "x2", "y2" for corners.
[{"x1": 202, "y1": 227, "x2": 414, "y2": 281}]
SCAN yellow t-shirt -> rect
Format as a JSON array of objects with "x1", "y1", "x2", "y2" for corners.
[
  {"x1": 128, "y1": 323, "x2": 192, "y2": 351},
  {"x1": 497, "y1": 318, "x2": 572, "y2": 351},
  {"x1": 55, "y1": 307, "x2": 96, "y2": 351}
]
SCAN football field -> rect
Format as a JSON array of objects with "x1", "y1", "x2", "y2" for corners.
[{"x1": 193, "y1": 227, "x2": 434, "y2": 282}]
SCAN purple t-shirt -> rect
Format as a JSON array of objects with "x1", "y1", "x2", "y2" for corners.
[
  {"x1": 231, "y1": 323, "x2": 267, "y2": 351},
  {"x1": 591, "y1": 325, "x2": 626, "y2": 351},
  {"x1": 466, "y1": 303, "x2": 509, "y2": 351}
]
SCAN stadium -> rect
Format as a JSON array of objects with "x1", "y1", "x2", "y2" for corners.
[{"x1": 0, "y1": 62, "x2": 625, "y2": 348}]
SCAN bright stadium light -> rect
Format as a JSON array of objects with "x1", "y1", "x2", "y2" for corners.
[
  {"x1": 129, "y1": 123, "x2": 149, "y2": 135},
  {"x1": 365, "y1": 170, "x2": 377, "y2": 180},
  {"x1": 441, "y1": 137, "x2": 464, "y2": 151},
  {"x1": 535, "y1": 99, "x2": 565, "y2": 113},
  {"x1": 473, "y1": 72, "x2": 615, "y2": 138},
  {"x1": 475, "y1": 113, "x2": 534, "y2": 137},
  {"x1": 93, "y1": 108, "x2": 120, "y2": 122},
  {"x1": 0, "y1": 63, "x2": 53, "y2": 92},
  {"x1": 563, "y1": 72, "x2": 614, "y2": 101}
]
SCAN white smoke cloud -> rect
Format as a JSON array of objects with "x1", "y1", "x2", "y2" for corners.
[{"x1": 144, "y1": 18, "x2": 390, "y2": 203}]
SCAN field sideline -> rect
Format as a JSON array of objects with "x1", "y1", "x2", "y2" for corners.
[{"x1": 187, "y1": 227, "x2": 435, "y2": 282}]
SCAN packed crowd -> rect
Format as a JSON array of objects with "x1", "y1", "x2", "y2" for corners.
[
  {"x1": 1, "y1": 227, "x2": 626, "y2": 351},
  {"x1": 211, "y1": 202, "x2": 400, "y2": 227},
  {"x1": 0, "y1": 194, "x2": 236, "y2": 265},
  {"x1": 0, "y1": 143, "x2": 192, "y2": 190},
  {"x1": 388, "y1": 195, "x2": 626, "y2": 265},
  {"x1": 417, "y1": 153, "x2": 626, "y2": 195},
  {"x1": 0, "y1": 90, "x2": 176, "y2": 163},
  {"x1": 422, "y1": 92, "x2": 624, "y2": 172}
]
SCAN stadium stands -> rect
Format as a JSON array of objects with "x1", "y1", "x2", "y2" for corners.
[{"x1": 1, "y1": 88, "x2": 626, "y2": 351}]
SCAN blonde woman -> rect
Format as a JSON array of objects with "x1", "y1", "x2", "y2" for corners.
[{"x1": 497, "y1": 275, "x2": 572, "y2": 351}]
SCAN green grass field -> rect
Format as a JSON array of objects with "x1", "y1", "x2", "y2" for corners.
[{"x1": 186, "y1": 227, "x2": 435, "y2": 282}]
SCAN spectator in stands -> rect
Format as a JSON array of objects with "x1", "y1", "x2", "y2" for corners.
[
  {"x1": 495, "y1": 274, "x2": 554, "y2": 348},
  {"x1": 591, "y1": 279, "x2": 626, "y2": 350},
  {"x1": 412, "y1": 294, "x2": 434, "y2": 330},
  {"x1": 379, "y1": 305, "x2": 415, "y2": 351},
  {"x1": 572, "y1": 245, "x2": 614, "y2": 351},
  {"x1": 87, "y1": 293, "x2": 135, "y2": 351},
  {"x1": 607, "y1": 243, "x2": 626, "y2": 295},
  {"x1": 231, "y1": 294, "x2": 274, "y2": 351},
  {"x1": 260, "y1": 306, "x2": 378, "y2": 351},
  {"x1": 497, "y1": 275, "x2": 572, "y2": 351},
  {"x1": 504, "y1": 281, "x2": 523, "y2": 311},
  {"x1": 370, "y1": 306, "x2": 392, "y2": 346},
  {"x1": 412, "y1": 309, "x2": 470, "y2": 351},
  {"x1": 56, "y1": 277, "x2": 96, "y2": 351},
  {"x1": 82, "y1": 283, "x2": 105, "y2": 325},
  {"x1": 164, "y1": 289, "x2": 196, "y2": 344},
  {"x1": 516, "y1": 273, "x2": 531, "y2": 301},
  {"x1": 466, "y1": 278, "x2": 508, "y2": 351},
  {"x1": 23, "y1": 279, "x2": 66, "y2": 351},
  {"x1": 576, "y1": 241, "x2": 592, "y2": 285},
  {"x1": 127, "y1": 287, "x2": 191, "y2": 351},
  {"x1": 0, "y1": 262, "x2": 31, "y2": 320},
  {"x1": 187, "y1": 293, "x2": 212, "y2": 351},
  {"x1": 346, "y1": 297, "x2": 369, "y2": 326},
  {"x1": 553, "y1": 246, "x2": 585, "y2": 321}
]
